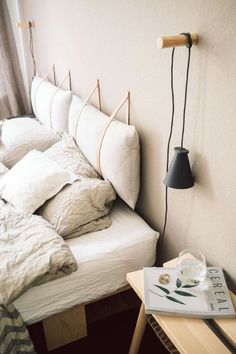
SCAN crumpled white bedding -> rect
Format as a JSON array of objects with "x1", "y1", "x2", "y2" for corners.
[
  {"x1": 14, "y1": 200, "x2": 158, "y2": 324},
  {"x1": 0, "y1": 199, "x2": 77, "y2": 306},
  {"x1": 38, "y1": 176, "x2": 116, "y2": 238},
  {"x1": 0, "y1": 117, "x2": 59, "y2": 168}
]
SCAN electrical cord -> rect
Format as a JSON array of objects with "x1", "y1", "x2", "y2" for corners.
[
  {"x1": 155, "y1": 47, "x2": 175, "y2": 265},
  {"x1": 155, "y1": 33, "x2": 192, "y2": 266},
  {"x1": 181, "y1": 35, "x2": 192, "y2": 148},
  {"x1": 29, "y1": 21, "x2": 36, "y2": 76},
  {"x1": 28, "y1": 22, "x2": 36, "y2": 115}
]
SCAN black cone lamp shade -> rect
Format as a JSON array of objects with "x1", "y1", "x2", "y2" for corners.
[{"x1": 164, "y1": 147, "x2": 194, "y2": 189}]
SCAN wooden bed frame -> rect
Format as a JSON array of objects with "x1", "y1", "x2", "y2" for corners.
[{"x1": 31, "y1": 284, "x2": 130, "y2": 351}]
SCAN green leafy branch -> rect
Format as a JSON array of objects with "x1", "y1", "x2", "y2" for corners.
[{"x1": 149, "y1": 278, "x2": 197, "y2": 305}]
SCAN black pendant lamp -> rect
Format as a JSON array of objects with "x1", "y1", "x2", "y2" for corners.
[
  {"x1": 156, "y1": 32, "x2": 195, "y2": 265},
  {"x1": 164, "y1": 32, "x2": 194, "y2": 190},
  {"x1": 164, "y1": 147, "x2": 194, "y2": 189}
]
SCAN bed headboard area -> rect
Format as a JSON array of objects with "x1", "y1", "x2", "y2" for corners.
[
  {"x1": 14, "y1": 0, "x2": 236, "y2": 292},
  {"x1": 30, "y1": 73, "x2": 140, "y2": 210},
  {"x1": 31, "y1": 73, "x2": 72, "y2": 133}
]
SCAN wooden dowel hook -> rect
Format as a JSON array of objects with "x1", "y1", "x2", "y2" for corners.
[
  {"x1": 17, "y1": 21, "x2": 35, "y2": 29},
  {"x1": 157, "y1": 33, "x2": 198, "y2": 49}
]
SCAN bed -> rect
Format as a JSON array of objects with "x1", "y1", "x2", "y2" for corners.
[
  {"x1": 14, "y1": 199, "x2": 157, "y2": 325},
  {"x1": 0, "y1": 74, "x2": 159, "y2": 351},
  {"x1": 13, "y1": 199, "x2": 157, "y2": 350}
]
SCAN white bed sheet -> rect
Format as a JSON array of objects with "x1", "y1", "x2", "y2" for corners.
[{"x1": 13, "y1": 200, "x2": 158, "y2": 325}]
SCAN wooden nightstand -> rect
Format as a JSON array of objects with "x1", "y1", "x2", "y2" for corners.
[{"x1": 127, "y1": 258, "x2": 236, "y2": 354}]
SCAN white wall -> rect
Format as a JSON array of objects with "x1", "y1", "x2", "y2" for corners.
[{"x1": 18, "y1": 0, "x2": 236, "y2": 290}]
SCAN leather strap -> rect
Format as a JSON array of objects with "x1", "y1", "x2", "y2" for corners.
[
  {"x1": 49, "y1": 70, "x2": 71, "y2": 128},
  {"x1": 74, "y1": 79, "x2": 101, "y2": 138},
  {"x1": 96, "y1": 91, "x2": 130, "y2": 176},
  {"x1": 33, "y1": 65, "x2": 55, "y2": 118}
]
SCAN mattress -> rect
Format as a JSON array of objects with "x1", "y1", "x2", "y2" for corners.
[{"x1": 13, "y1": 200, "x2": 158, "y2": 325}]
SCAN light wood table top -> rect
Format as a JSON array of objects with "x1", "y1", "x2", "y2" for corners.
[{"x1": 127, "y1": 258, "x2": 236, "y2": 354}]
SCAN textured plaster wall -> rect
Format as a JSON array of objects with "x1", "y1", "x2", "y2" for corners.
[{"x1": 18, "y1": 0, "x2": 236, "y2": 290}]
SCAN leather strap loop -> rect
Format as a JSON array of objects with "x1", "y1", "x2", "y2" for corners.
[
  {"x1": 96, "y1": 92, "x2": 130, "y2": 176},
  {"x1": 49, "y1": 70, "x2": 71, "y2": 128},
  {"x1": 33, "y1": 65, "x2": 55, "y2": 118},
  {"x1": 74, "y1": 80, "x2": 101, "y2": 138}
]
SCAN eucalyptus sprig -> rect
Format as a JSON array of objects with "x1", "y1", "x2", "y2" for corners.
[{"x1": 149, "y1": 277, "x2": 197, "y2": 305}]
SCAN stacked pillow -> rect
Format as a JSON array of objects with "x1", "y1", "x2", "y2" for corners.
[
  {"x1": 0, "y1": 76, "x2": 141, "y2": 237},
  {"x1": 0, "y1": 150, "x2": 77, "y2": 214},
  {"x1": 0, "y1": 133, "x2": 116, "y2": 239},
  {"x1": 31, "y1": 75, "x2": 72, "y2": 133},
  {"x1": 0, "y1": 75, "x2": 72, "y2": 169},
  {"x1": 44, "y1": 132, "x2": 99, "y2": 178},
  {"x1": 38, "y1": 133, "x2": 116, "y2": 238}
]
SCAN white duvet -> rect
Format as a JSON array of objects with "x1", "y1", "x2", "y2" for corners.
[{"x1": 0, "y1": 199, "x2": 77, "y2": 306}]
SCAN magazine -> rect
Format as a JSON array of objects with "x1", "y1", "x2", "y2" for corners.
[{"x1": 144, "y1": 267, "x2": 236, "y2": 318}]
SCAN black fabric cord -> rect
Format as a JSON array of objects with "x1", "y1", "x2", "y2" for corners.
[
  {"x1": 29, "y1": 21, "x2": 36, "y2": 77},
  {"x1": 155, "y1": 47, "x2": 175, "y2": 266},
  {"x1": 155, "y1": 33, "x2": 192, "y2": 265},
  {"x1": 180, "y1": 33, "x2": 192, "y2": 148},
  {"x1": 180, "y1": 32, "x2": 193, "y2": 49},
  {"x1": 28, "y1": 22, "x2": 36, "y2": 115}
]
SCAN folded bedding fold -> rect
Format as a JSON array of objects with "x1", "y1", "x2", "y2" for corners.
[
  {"x1": 37, "y1": 177, "x2": 116, "y2": 239},
  {"x1": 0, "y1": 199, "x2": 77, "y2": 306}
]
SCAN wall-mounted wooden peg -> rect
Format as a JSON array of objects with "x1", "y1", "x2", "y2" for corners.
[
  {"x1": 157, "y1": 33, "x2": 198, "y2": 49},
  {"x1": 17, "y1": 21, "x2": 35, "y2": 29}
]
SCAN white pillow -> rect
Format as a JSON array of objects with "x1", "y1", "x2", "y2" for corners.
[
  {"x1": 67, "y1": 95, "x2": 83, "y2": 135},
  {"x1": 0, "y1": 162, "x2": 8, "y2": 176},
  {"x1": 68, "y1": 95, "x2": 140, "y2": 209},
  {"x1": 0, "y1": 150, "x2": 77, "y2": 214},
  {"x1": 41, "y1": 133, "x2": 115, "y2": 238},
  {"x1": 44, "y1": 132, "x2": 99, "y2": 178},
  {"x1": 31, "y1": 74, "x2": 43, "y2": 114},
  {"x1": 0, "y1": 117, "x2": 60, "y2": 168},
  {"x1": 31, "y1": 75, "x2": 72, "y2": 133},
  {"x1": 37, "y1": 177, "x2": 116, "y2": 238}
]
